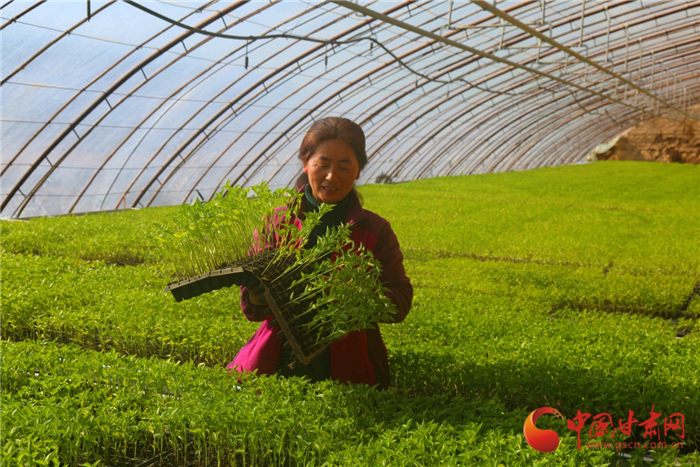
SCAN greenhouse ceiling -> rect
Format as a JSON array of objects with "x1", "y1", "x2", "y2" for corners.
[{"x1": 1, "y1": 0, "x2": 698, "y2": 218}]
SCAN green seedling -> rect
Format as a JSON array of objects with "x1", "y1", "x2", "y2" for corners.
[{"x1": 156, "y1": 182, "x2": 397, "y2": 359}]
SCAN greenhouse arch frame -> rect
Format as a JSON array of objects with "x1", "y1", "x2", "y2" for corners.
[{"x1": 1, "y1": 0, "x2": 698, "y2": 218}]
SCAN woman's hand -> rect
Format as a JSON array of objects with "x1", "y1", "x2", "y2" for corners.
[
  {"x1": 243, "y1": 274, "x2": 268, "y2": 306},
  {"x1": 248, "y1": 284, "x2": 267, "y2": 306}
]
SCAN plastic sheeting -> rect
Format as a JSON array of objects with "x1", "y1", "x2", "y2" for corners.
[{"x1": 1, "y1": 0, "x2": 698, "y2": 217}]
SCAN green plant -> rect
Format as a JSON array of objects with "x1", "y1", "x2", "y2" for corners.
[
  {"x1": 0, "y1": 206, "x2": 178, "y2": 265},
  {"x1": 155, "y1": 181, "x2": 301, "y2": 280},
  {"x1": 0, "y1": 252, "x2": 258, "y2": 366},
  {"x1": 2, "y1": 161, "x2": 699, "y2": 465},
  {"x1": 157, "y1": 183, "x2": 397, "y2": 357},
  {"x1": 0, "y1": 340, "x2": 628, "y2": 467},
  {"x1": 280, "y1": 222, "x2": 396, "y2": 345}
]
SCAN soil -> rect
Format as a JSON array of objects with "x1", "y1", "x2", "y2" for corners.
[{"x1": 597, "y1": 106, "x2": 700, "y2": 164}]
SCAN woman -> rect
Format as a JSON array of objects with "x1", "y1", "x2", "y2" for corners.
[{"x1": 227, "y1": 117, "x2": 412, "y2": 389}]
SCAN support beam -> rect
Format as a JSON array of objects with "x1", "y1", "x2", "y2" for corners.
[
  {"x1": 469, "y1": 0, "x2": 694, "y2": 118},
  {"x1": 331, "y1": 1, "x2": 666, "y2": 119}
]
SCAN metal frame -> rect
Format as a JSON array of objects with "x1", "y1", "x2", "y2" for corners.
[
  {"x1": 139, "y1": 2, "x2": 405, "y2": 207},
  {"x1": 3, "y1": 1, "x2": 247, "y2": 214},
  {"x1": 1, "y1": 0, "x2": 698, "y2": 217}
]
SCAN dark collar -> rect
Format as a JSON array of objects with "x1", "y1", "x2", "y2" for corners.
[{"x1": 299, "y1": 185, "x2": 366, "y2": 226}]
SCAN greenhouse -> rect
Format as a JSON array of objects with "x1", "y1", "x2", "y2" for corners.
[{"x1": 1, "y1": 1, "x2": 699, "y2": 466}]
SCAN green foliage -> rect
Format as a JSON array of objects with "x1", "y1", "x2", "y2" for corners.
[
  {"x1": 300, "y1": 239, "x2": 396, "y2": 342},
  {"x1": 1, "y1": 206, "x2": 177, "y2": 265},
  {"x1": 0, "y1": 252, "x2": 257, "y2": 366},
  {"x1": 279, "y1": 221, "x2": 396, "y2": 346},
  {"x1": 407, "y1": 256, "x2": 696, "y2": 320},
  {"x1": 1, "y1": 340, "x2": 619, "y2": 467},
  {"x1": 155, "y1": 182, "x2": 301, "y2": 279},
  {"x1": 686, "y1": 294, "x2": 700, "y2": 319},
  {"x1": 156, "y1": 183, "x2": 397, "y2": 353},
  {"x1": 386, "y1": 286, "x2": 699, "y2": 446},
  {"x1": 360, "y1": 161, "x2": 700, "y2": 276},
  {"x1": 1, "y1": 161, "x2": 698, "y2": 465}
]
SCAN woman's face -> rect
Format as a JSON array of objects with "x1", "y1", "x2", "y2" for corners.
[{"x1": 303, "y1": 139, "x2": 361, "y2": 204}]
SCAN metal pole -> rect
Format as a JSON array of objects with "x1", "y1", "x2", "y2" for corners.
[
  {"x1": 447, "y1": 0, "x2": 453, "y2": 29},
  {"x1": 635, "y1": 39, "x2": 642, "y2": 105},
  {"x1": 624, "y1": 24, "x2": 629, "y2": 74},
  {"x1": 673, "y1": 76, "x2": 678, "y2": 106},
  {"x1": 578, "y1": 0, "x2": 585, "y2": 47},
  {"x1": 335, "y1": 0, "x2": 676, "y2": 117},
  {"x1": 650, "y1": 52, "x2": 656, "y2": 112},
  {"x1": 637, "y1": 39, "x2": 643, "y2": 83},
  {"x1": 604, "y1": 5, "x2": 610, "y2": 63},
  {"x1": 540, "y1": 0, "x2": 545, "y2": 25},
  {"x1": 498, "y1": 17, "x2": 505, "y2": 50},
  {"x1": 468, "y1": 1, "x2": 690, "y2": 117},
  {"x1": 6, "y1": 1, "x2": 246, "y2": 216}
]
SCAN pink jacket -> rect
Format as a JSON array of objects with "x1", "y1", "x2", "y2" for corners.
[{"x1": 227, "y1": 189, "x2": 412, "y2": 388}]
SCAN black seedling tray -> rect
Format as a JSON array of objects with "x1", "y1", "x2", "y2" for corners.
[
  {"x1": 164, "y1": 248, "x2": 280, "y2": 302},
  {"x1": 164, "y1": 249, "x2": 334, "y2": 365},
  {"x1": 165, "y1": 267, "x2": 252, "y2": 302}
]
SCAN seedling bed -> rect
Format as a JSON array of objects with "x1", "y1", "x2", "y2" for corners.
[{"x1": 165, "y1": 249, "x2": 334, "y2": 366}]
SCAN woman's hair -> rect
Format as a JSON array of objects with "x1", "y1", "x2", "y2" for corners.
[{"x1": 295, "y1": 117, "x2": 367, "y2": 188}]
